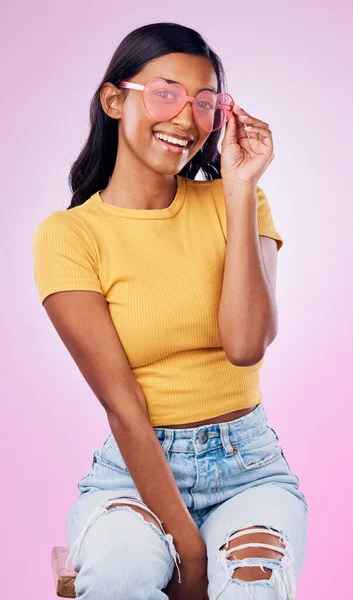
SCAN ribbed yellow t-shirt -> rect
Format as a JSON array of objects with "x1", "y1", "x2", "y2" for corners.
[{"x1": 32, "y1": 175, "x2": 283, "y2": 426}]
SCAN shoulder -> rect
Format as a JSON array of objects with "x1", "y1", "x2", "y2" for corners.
[
  {"x1": 184, "y1": 176, "x2": 224, "y2": 208},
  {"x1": 184, "y1": 176, "x2": 270, "y2": 212},
  {"x1": 34, "y1": 207, "x2": 84, "y2": 229},
  {"x1": 33, "y1": 209, "x2": 91, "y2": 245},
  {"x1": 184, "y1": 177, "x2": 282, "y2": 250},
  {"x1": 185, "y1": 176, "x2": 223, "y2": 193},
  {"x1": 32, "y1": 209, "x2": 100, "y2": 266}
]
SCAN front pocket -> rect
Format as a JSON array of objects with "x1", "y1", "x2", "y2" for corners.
[
  {"x1": 232, "y1": 426, "x2": 283, "y2": 471},
  {"x1": 94, "y1": 446, "x2": 130, "y2": 475}
]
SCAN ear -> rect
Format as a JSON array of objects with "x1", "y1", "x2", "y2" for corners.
[{"x1": 100, "y1": 82, "x2": 124, "y2": 120}]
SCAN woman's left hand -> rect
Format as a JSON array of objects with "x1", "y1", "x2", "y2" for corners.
[{"x1": 220, "y1": 105, "x2": 275, "y2": 187}]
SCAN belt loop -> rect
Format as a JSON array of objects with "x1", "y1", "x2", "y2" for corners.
[
  {"x1": 220, "y1": 423, "x2": 234, "y2": 456},
  {"x1": 161, "y1": 429, "x2": 174, "y2": 455}
]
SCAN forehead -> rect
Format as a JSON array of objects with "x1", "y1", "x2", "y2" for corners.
[{"x1": 136, "y1": 53, "x2": 218, "y2": 94}]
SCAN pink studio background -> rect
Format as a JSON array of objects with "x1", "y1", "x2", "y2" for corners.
[{"x1": 2, "y1": 2, "x2": 352, "y2": 598}]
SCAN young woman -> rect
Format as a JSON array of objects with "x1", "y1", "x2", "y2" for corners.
[{"x1": 33, "y1": 21, "x2": 308, "y2": 600}]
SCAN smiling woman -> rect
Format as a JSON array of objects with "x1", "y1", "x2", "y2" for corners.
[
  {"x1": 96, "y1": 51, "x2": 227, "y2": 210},
  {"x1": 33, "y1": 21, "x2": 308, "y2": 600}
]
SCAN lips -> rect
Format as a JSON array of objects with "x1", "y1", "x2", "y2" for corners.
[
  {"x1": 153, "y1": 132, "x2": 192, "y2": 147},
  {"x1": 152, "y1": 132, "x2": 193, "y2": 155}
]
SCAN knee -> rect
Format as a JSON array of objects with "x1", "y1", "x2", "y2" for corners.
[
  {"x1": 218, "y1": 525, "x2": 287, "y2": 582},
  {"x1": 106, "y1": 498, "x2": 164, "y2": 533},
  {"x1": 72, "y1": 498, "x2": 177, "y2": 598},
  {"x1": 74, "y1": 528, "x2": 165, "y2": 600},
  {"x1": 74, "y1": 552, "x2": 126, "y2": 599}
]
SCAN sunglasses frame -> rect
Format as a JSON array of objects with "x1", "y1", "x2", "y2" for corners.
[{"x1": 117, "y1": 77, "x2": 234, "y2": 132}]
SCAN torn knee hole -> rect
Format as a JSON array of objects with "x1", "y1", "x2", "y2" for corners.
[
  {"x1": 220, "y1": 526, "x2": 285, "y2": 557},
  {"x1": 106, "y1": 498, "x2": 164, "y2": 533},
  {"x1": 218, "y1": 526, "x2": 287, "y2": 582},
  {"x1": 215, "y1": 526, "x2": 297, "y2": 597}
]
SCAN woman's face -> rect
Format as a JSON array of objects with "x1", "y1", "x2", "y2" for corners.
[{"x1": 109, "y1": 53, "x2": 219, "y2": 175}]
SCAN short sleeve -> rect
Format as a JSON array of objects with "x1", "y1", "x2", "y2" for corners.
[
  {"x1": 210, "y1": 179, "x2": 283, "y2": 251},
  {"x1": 32, "y1": 211, "x2": 104, "y2": 305},
  {"x1": 256, "y1": 185, "x2": 284, "y2": 251}
]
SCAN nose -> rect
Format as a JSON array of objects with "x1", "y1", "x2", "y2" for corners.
[{"x1": 170, "y1": 100, "x2": 196, "y2": 131}]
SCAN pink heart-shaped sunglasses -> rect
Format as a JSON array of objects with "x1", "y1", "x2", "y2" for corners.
[{"x1": 118, "y1": 77, "x2": 234, "y2": 133}]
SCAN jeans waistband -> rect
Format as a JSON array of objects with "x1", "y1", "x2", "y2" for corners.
[{"x1": 153, "y1": 403, "x2": 267, "y2": 457}]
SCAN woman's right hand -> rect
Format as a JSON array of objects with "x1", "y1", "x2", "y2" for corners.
[{"x1": 163, "y1": 553, "x2": 209, "y2": 600}]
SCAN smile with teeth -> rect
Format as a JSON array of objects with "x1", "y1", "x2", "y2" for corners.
[{"x1": 153, "y1": 132, "x2": 191, "y2": 147}]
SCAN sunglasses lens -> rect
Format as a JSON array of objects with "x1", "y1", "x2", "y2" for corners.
[
  {"x1": 144, "y1": 78, "x2": 185, "y2": 121},
  {"x1": 194, "y1": 91, "x2": 234, "y2": 132}
]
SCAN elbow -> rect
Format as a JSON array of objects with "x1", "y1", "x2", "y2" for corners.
[
  {"x1": 227, "y1": 351, "x2": 265, "y2": 367},
  {"x1": 226, "y1": 341, "x2": 268, "y2": 367},
  {"x1": 220, "y1": 328, "x2": 278, "y2": 367}
]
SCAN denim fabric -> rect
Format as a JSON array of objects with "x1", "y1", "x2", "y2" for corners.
[{"x1": 66, "y1": 403, "x2": 308, "y2": 599}]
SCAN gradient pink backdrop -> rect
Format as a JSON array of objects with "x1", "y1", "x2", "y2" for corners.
[{"x1": 3, "y1": 2, "x2": 352, "y2": 598}]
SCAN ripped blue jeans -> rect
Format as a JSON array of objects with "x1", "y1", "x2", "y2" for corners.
[{"x1": 66, "y1": 403, "x2": 308, "y2": 599}]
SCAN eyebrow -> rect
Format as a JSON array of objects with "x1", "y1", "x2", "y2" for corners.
[{"x1": 164, "y1": 78, "x2": 217, "y2": 94}]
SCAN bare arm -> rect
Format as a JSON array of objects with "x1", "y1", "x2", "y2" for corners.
[
  {"x1": 43, "y1": 289, "x2": 205, "y2": 558},
  {"x1": 218, "y1": 183, "x2": 279, "y2": 366}
]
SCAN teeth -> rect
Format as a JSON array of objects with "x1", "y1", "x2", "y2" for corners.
[{"x1": 154, "y1": 133, "x2": 189, "y2": 147}]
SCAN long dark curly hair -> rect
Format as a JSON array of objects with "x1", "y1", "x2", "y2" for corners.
[{"x1": 67, "y1": 21, "x2": 229, "y2": 209}]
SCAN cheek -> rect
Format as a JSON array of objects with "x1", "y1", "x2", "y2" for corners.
[
  {"x1": 122, "y1": 116, "x2": 153, "y2": 148},
  {"x1": 122, "y1": 100, "x2": 154, "y2": 143},
  {"x1": 192, "y1": 132, "x2": 210, "y2": 154}
]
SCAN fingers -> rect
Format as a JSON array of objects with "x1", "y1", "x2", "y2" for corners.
[
  {"x1": 224, "y1": 107, "x2": 273, "y2": 147},
  {"x1": 241, "y1": 125, "x2": 272, "y2": 137},
  {"x1": 240, "y1": 115, "x2": 270, "y2": 129},
  {"x1": 232, "y1": 105, "x2": 270, "y2": 129},
  {"x1": 223, "y1": 112, "x2": 238, "y2": 144}
]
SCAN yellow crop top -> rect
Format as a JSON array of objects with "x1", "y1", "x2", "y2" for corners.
[{"x1": 32, "y1": 176, "x2": 283, "y2": 426}]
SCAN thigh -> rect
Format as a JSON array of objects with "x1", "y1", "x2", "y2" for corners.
[
  {"x1": 66, "y1": 490, "x2": 176, "y2": 598},
  {"x1": 199, "y1": 483, "x2": 308, "y2": 600},
  {"x1": 66, "y1": 489, "x2": 143, "y2": 556}
]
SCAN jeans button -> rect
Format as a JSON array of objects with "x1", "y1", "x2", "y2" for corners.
[{"x1": 198, "y1": 431, "x2": 208, "y2": 444}]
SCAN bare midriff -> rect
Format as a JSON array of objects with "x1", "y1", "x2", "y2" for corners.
[{"x1": 156, "y1": 405, "x2": 259, "y2": 429}]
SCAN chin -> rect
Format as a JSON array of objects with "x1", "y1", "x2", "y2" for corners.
[{"x1": 147, "y1": 159, "x2": 186, "y2": 176}]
